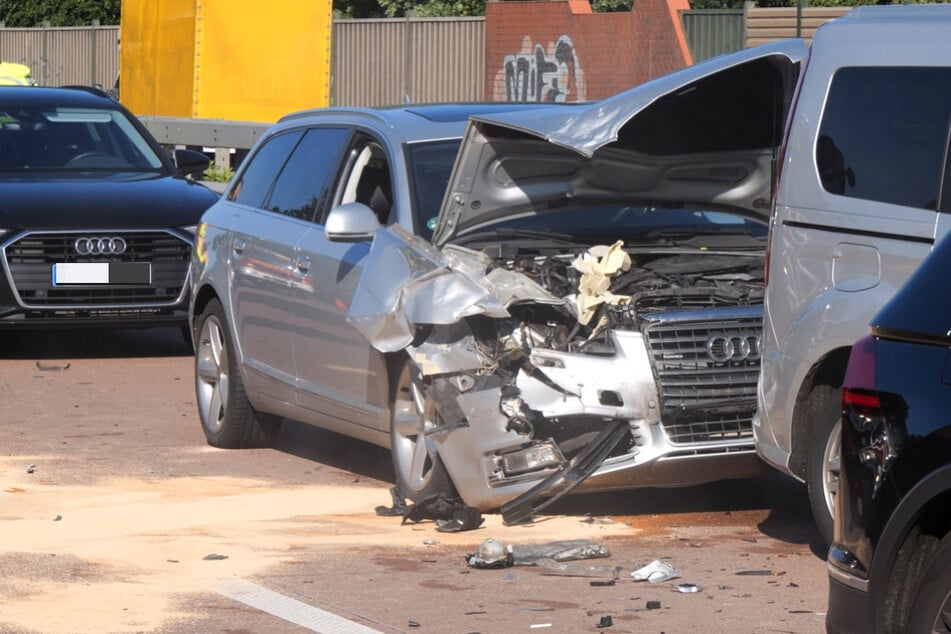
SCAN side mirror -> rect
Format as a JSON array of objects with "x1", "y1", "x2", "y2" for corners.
[
  {"x1": 325, "y1": 202, "x2": 381, "y2": 242},
  {"x1": 174, "y1": 148, "x2": 211, "y2": 178}
]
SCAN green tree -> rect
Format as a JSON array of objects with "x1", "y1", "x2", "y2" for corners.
[{"x1": 0, "y1": 0, "x2": 120, "y2": 26}]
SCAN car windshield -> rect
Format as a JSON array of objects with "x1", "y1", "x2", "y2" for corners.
[
  {"x1": 406, "y1": 140, "x2": 460, "y2": 240},
  {"x1": 0, "y1": 105, "x2": 165, "y2": 172},
  {"x1": 455, "y1": 206, "x2": 768, "y2": 248}
]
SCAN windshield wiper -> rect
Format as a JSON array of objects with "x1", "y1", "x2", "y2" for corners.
[{"x1": 456, "y1": 227, "x2": 579, "y2": 246}]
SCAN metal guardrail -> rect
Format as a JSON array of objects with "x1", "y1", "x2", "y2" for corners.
[{"x1": 138, "y1": 116, "x2": 270, "y2": 150}]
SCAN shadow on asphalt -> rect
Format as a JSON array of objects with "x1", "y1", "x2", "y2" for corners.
[
  {"x1": 273, "y1": 418, "x2": 397, "y2": 485},
  {"x1": 271, "y1": 416, "x2": 827, "y2": 557},
  {"x1": 0, "y1": 326, "x2": 193, "y2": 359},
  {"x1": 544, "y1": 468, "x2": 823, "y2": 553}
]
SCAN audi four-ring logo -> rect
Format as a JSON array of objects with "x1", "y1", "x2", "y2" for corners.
[
  {"x1": 706, "y1": 332, "x2": 761, "y2": 363},
  {"x1": 74, "y1": 236, "x2": 127, "y2": 256}
]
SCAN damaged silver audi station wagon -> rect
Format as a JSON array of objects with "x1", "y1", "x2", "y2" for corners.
[{"x1": 191, "y1": 41, "x2": 805, "y2": 523}]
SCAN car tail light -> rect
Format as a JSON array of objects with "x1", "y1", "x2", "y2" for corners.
[{"x1": 842, "y1": 335, "x2": 881, "y2": 420}]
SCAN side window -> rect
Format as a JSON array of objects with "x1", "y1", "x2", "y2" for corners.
[
  {"x1": 817, "y1": 67, "x2": 951, "y2": 210},
  {"x1": 265, "y1": 127, "x2": 349, "y2": 221},
  {"x1": 333, "y1": 135, "x2": 394, "y2": 225},
  {"x1": 229, "y1": 130, "x2": 303, "y2": 207}
]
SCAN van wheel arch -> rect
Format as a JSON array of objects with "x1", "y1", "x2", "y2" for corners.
[{"x1": 789, "y1": 347, "x2": 851, "y2": 479}]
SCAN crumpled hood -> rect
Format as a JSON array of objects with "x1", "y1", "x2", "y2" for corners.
[
  {"x1": 0, "y1": 172, "x2": 218, "y2": 230},
  {"x1": 432, "y1": 40, "x2": 808, "y2": 247}
]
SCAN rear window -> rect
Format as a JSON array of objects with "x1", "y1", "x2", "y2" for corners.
[{"x1": 816, "y1": 67, "x2": 951, "y2": 210}]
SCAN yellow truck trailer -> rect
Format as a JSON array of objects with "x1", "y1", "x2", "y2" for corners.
[{"x1": 119, "y1": 0, "x2": 332, "y2": 122}]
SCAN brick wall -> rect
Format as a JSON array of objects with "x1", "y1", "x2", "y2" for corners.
[{"x1": 485, "y1": 0, "x2": 692, "y2": 102}]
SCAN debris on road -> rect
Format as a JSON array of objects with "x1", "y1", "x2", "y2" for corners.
[
  {"x1": 26, "y1": 464, "x2": 36, "y2": 473},
  {"x1": 631, "y1": 559, "x2": 680, "y2": 583},
  {"x1": 202, "y1": 553, "x2": 228, "y2": 561},
  {"x1": 596, "y1": 615, "x2": 614, "y2": 628},
  {"x1": 35, "y1": 361, "x2": 70, "y2": 371},
  {"x1": 673, "y1": 583, "x2": 702, "y2": 593},
  {"x1": 511, "y1": 539, "x2": 610, "y2": 565},
  {"x1": 466, "y1": 538, "x2": 514, "y2": 569}
]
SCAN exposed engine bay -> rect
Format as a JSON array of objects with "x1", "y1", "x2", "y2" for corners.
[{"x1": 350, "y1": 212, "x2": 767, "y2": 521}]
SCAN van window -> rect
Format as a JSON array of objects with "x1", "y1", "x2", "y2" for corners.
[{"x1": 817, "y1": 67, "x2": 951, "y2": 210}]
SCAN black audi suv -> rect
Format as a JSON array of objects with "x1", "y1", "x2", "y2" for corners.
[
  {"x1": 0, "y1": 85, "x2": 216, "y2": 331},
  {"x1": 827, "y1": 230, "x2": 951, "y2": 633}
]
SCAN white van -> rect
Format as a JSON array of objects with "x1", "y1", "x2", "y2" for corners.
[{"x1": 754, "y1": 5, "x2": 951, "y2": 545}]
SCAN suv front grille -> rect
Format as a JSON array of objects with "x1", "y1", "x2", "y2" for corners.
[
  {"x1": 644, "y1": 314, "x2": 761, "y2": 444},
  {"x1": 4, "y1": 231, "x2": 191, "y2": 308}
]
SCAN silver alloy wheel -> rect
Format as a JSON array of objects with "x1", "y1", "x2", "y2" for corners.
[
  {"x1": 822, "y1": 419, "x2": 842, "y2": 520},
  {"x1": 391, "y1": 364, "x2": 439, "y2": 493},
  {"x1": 195, "y1": 314, "x2": 229, "y2": 434}
]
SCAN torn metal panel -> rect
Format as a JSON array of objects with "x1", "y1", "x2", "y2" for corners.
[{"x1": 347, "y1": 225, "x2": 509, "y2": 352}]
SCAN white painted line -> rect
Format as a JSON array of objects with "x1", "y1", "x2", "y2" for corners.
[{"x1": 215, "y1": 578, "x2": 385, "y2": 634}]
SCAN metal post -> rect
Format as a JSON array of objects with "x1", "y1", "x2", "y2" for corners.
[{"x1": 91, "y1": 19, "x2": 99, "y2": 87}]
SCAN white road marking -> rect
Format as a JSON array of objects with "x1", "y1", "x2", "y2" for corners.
[{"x1": 215, "y1": 578, "x2": 385, "y2": 633}]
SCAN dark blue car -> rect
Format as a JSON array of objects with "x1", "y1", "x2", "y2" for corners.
[
  {"x1": 0, "y1": 86, "x2": 216, "y2": 331},
  {"x1": 828, "y1": 229, "x2": 951, "y2": 633}
]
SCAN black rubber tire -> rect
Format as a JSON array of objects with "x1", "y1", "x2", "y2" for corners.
[
  {"x1": 389, "y1": 359, "x2": 455, "y2": 503},
  {"x1": 906, "y1": 532, "x2": 951, "y2": 633},
  {"x1": 194, "y1": 298, "x2": 281, "y2": 448},
  {"x1": 804, "y1": 384, "x2": 840, "y2": 548}
]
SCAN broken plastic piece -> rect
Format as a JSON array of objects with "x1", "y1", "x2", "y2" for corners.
[
  {"x1": 646, "y1": 600, "x2": 662, "y2": 610},
  {"x1": 590, "y1": 580, "x2": 615, "y2": 587},
  {"x1": 736, "y1": 569, "x2": 772, "y2": 576},
  {"x1": 500, "y1": 420, "x2": 629, "y2": 525},
  {"x1": 596, "y1": 615, "x2": 614, "y2": 628},
  {"x1": 631, "y1": 560, "x2": 680, "y2": 583},
  {"x1": 673, "y1": 583, "x2": 702, "y2": 593}
]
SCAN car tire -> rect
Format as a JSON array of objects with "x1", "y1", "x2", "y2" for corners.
[
  {"x1": 804, "y1": 384, "x2": 840, "y2": 547},
  {"x1": 906, "y1": 532, "x2": 951, "y2": 633},
  {"x1": 390, "y1": 359, "x2": 455, "y2": 503},
  {"x1": 194, "y1": 298, "x2": 281, "y2": 448}
]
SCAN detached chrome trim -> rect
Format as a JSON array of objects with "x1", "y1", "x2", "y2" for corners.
[{"x1": 827, "y1": 560, "x2": 869, "y2": 593}]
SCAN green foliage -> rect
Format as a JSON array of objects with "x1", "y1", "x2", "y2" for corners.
[
  {"x1": 591, "y1": 0, "x2": 634, "y2": 10},
  {"x1": 0, "y1": 0, "x2": 120, "y2": 26},
  {"x1": 374, "y1": 0, "x2": 486, "y2": 17},
  {"x1": 203, "y1": 164, "x2": 235, "y2": 184}
]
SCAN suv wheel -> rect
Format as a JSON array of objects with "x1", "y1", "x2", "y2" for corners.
[
  {"x1": 194, "y1": 298, "x2": 281, "y2": 448},
  {"x1": 805, "y1": 384, "x2": 840, "y2": 546},
  {"x1": 390, "y1": 360, "x2": 455, "y2": 502},
  {"x1": 906, "y1": 532, "x2": 951, "y2": 633}
]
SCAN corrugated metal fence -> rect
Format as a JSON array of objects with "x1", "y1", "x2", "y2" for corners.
[
  {"x1": 682, "y1": 9, "x2": 744, "y2": 63},
  {"x1": 332, "y1": 17, "x2": 485, "y2": 106},
  {"x1": 0, "y1": 24, "x2": 119, "y2": 88},
  {"x1": 0, "y1": 8, "x2": 849, "y2": 108}
]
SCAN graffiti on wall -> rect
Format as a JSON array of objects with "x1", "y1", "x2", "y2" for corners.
[{"x1": 495, "y1": 35, "x2": 586, "y2": 103}]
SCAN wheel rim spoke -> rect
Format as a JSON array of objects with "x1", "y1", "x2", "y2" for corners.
[
  {"x1": 196, "y1": 316, "x2": 229, "y2": 432},
  {"x1": 408, "y1": 433, "x2": 431, "y2": 488}
]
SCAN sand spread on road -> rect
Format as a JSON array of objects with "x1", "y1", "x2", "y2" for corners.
[{"x1": 0, "y1": 458, "x2": 635, "y2": 634}]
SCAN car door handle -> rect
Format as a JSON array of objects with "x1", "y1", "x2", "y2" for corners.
[
  {"x1": 295, "y1": 255, "x2": 311, "y2": 273},
  {"x1": 232, "y1": 238, "x2": 246, "y2": 254}
]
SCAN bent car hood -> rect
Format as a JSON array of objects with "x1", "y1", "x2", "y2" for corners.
[{"x1": 432, "y1": 40, "x2": 807, "y2": 247}]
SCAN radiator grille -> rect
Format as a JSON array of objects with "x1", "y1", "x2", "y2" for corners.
[
  {"x1": 644, "y1": 315, "x2": 761, "y2": 444},
  {"x1": 4, "y1": 231, "x2": 190, "y2": 308}
]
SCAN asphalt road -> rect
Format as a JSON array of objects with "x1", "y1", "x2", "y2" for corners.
[{"x1": 0, "y1": 327, "x2": 829, "y2": 634}]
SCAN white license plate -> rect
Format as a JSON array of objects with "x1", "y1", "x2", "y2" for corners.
[{"x1": 52, "y1": 262, "x2": 152, "y2": 285}]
